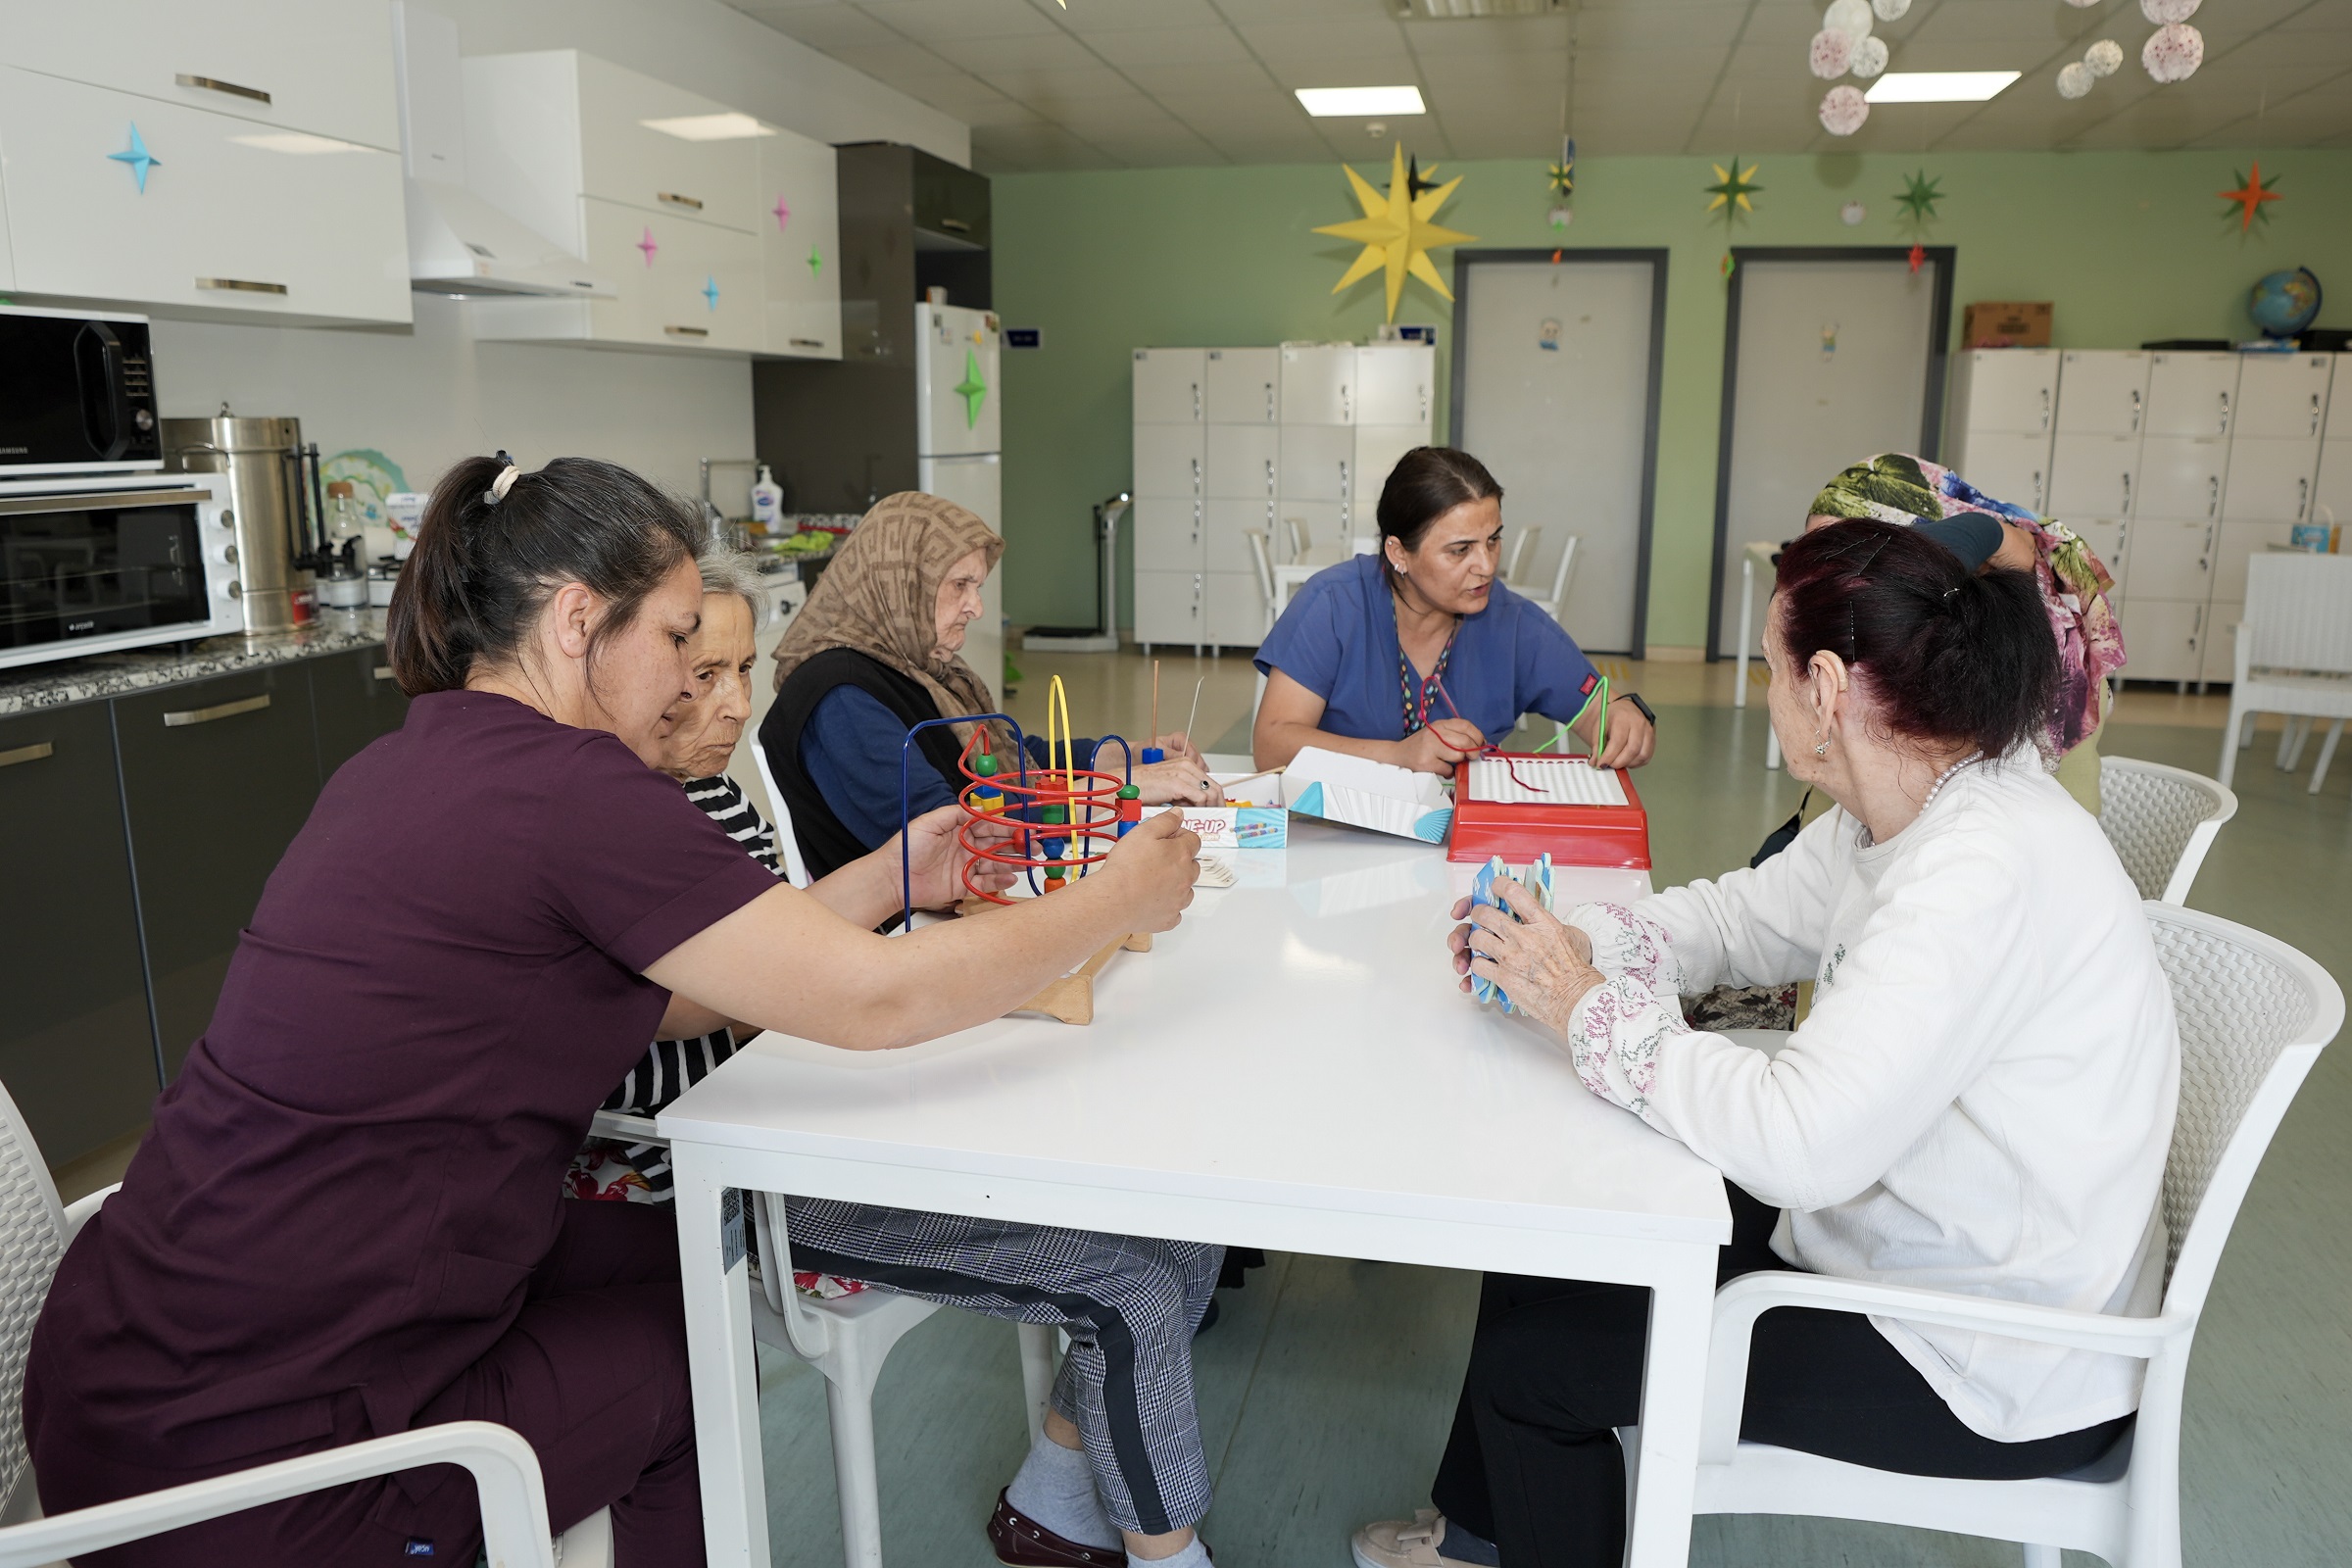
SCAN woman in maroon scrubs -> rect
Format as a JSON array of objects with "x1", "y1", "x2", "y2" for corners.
[{"x1": 25, "y1": 454, "x2": 1201, "y2": 1568}]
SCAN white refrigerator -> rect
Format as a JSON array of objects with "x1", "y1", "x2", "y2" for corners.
[{"x1": 915, "y1": 302, "x2": 1004, "y2": 708}]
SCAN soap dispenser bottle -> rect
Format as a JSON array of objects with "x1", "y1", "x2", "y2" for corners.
[{"x1": 750, "y1": 464, "x2": 783, "y2": 529}]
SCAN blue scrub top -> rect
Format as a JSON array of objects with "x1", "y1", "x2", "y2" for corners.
[{"x1": 1253, "y1": 554, "x2": 1602, "y2": 746}]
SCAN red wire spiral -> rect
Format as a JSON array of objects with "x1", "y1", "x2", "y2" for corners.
[{"x1": 953, "y1": 729, "x2": 1131, "y2": 906}]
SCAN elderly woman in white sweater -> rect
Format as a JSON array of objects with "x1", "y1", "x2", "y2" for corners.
[{"x1": 1353, "y1": 519, "x2": 2179, "y2": 1568}]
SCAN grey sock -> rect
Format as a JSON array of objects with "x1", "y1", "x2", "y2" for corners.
[
  {"x1": 1006, "y1": 1433, "x2": 1120, "y2": 1550},
  {"x1": 1438, "y1": 1519, "x2": 1500, "y2": 1567},
  {"x1": 1136, "y1": 1535, "x2": 1211, "y2": 1568}
]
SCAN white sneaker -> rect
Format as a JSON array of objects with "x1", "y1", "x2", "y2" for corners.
[{"x1": 1350, "y1": 1509, "x2": 1485, "y2": 1568}]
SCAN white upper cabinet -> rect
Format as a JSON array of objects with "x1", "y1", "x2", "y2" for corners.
[
  {"x1": 2144, "y1": 354, "x2": 2241, "y2": 440},
  {"x1": 1952, "y1": 350, "x2": 2060, "y2": 434},
  {"x1": 1134, "y1": 350, "x2": 1206, "y2": 424},
  {"x1": 2230, "y1": 354, "x2": 2332, "y2": 442},
  {"x1": 464, "y1": 52, "x2": 759, "y2": 252},
  {"x1": 0, "y1": 66, "x2": 409, "y2": 325},
  {"x1": 0, "y1": 0, "x2": 401, "y2": 151},
  {"x1": 2055, "y1": 352, "x2": 2150, "y2": 437},
  {"x1": 1356, "y1": 344, "x2": 1435, "y2": 427},
  {"x1": 1280, "y1": 345, "x2": 1357, "y2": 426},
  {"x1": 1203, "y1": 349, "x2": 1279, "y2": 425},
  {"x1": 756, "y1": 125, "x2": 839, "y2": 360}
]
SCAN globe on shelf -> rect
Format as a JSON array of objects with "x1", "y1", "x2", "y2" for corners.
[{"x1": 2249, "y1": 269, "x2": 2322, "y2": 340}]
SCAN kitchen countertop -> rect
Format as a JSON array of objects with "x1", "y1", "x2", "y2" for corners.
[{"x1": 0, "y1": 610, "x2": 387, "y2": 717}]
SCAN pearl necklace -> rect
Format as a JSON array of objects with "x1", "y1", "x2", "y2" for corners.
[{"x1": 1919, "y1": 751, "x2": 1984, "y2": 813}]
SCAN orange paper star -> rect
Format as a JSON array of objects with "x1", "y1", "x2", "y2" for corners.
[{"x1": 2218, "y1": 162, "x2": 2282, "y2": 231}]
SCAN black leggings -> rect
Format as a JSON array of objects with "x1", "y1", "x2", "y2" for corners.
[{"x1": 1430, "y1": 1185, "x2": 2132, "y2": 1568}]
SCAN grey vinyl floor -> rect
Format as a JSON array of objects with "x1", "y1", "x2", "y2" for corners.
[{"x1": 753, "y1": 703, "x2": 2352, "y2": 1568}]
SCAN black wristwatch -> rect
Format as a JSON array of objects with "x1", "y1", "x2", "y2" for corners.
[{"x1": 1613, "y1": 691, "x2": 1656, "y2": 725}]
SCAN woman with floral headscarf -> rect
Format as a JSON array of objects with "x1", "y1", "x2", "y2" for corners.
[
  {"x1": 760, "y1": 491, "x2": 1219, "y2": 883},
  {"x1": 1805, "y1": 452, "x2": 2126, "y2": 811}
]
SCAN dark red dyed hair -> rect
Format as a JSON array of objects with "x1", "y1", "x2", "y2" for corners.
[{"x1": 1774, "y1": 519, "x2": 2057, "y2": 760}]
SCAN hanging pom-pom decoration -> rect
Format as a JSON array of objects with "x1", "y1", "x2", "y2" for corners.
[
  {"x1": 2061, "y1": 0, "x2": 2100, "y2": 7},
  {"x1": 2084, "y1": 39, "x2": 2124, "y2": 75},
  {"x1": 2142, "y1": 22, "x2": 2203, "y2": 81},
  {"x1": 1810, "y1": 27, "x2": 1856, "y2": 76},
  {"x1": 1820, "y1": 84, "x2": 1871, "y2": 135},
  {"x1": 2140, "y1": 0, "x2": 2199, "y2": 22},
  {"x1": 1872, "y1": 0, "x2": 1910, "y2": 19},
  {"x1": 1851, "y1": 35, "x2": 1890, "y2": 76},
  {"x1": 1825, "y1": 0, "x2": 1875, "y2": 38},
  {"x1": 2057, "y1": 61, "x2": 2094, "y2": 98}
]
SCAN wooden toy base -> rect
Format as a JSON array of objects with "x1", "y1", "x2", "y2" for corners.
[{"x1": 956, "y1": 898, "x2": 1152, "y2": 1025}]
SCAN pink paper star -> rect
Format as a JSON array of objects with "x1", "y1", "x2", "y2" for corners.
[
  {"x1": 636, "y1": 228, "x2": 659, "y2": 267},
  {"x1": 772, "y1": 195, "x2": 791, "y2": 230}
]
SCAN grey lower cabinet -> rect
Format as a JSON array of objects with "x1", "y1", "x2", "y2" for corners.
[
  {"x1": 0, "y1": 704, "x2": 159, "y2": 1167},
  {"x1": 114, "y1": 665, "x2": 323, "y2": 1080},
  {"x1": 310, "y1": 646, "x2": 410, "y2": 782}
]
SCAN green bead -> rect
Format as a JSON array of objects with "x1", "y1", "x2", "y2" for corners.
[
  {"x1": 973, "y1": 751, "x2": 999, "y2": 777},
  {"x1": 1117, "y1": 784, "x2": 1141, "y2": 800},
  {"x1": 1042, "y1": 805, "x2": 1067, "y2": 825}
]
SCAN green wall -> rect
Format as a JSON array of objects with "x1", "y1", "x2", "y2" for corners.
[{"x1": 993, "y1": 148, "x2": 2352, "y2": 649}]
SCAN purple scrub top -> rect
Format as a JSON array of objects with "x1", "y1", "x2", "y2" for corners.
[
  {"x1": 26, "y1": 691, "x2": 779, "y2": 1467},
  {"x1": 1252, "y1": 554, "x2": 1602, "y2": 745}
]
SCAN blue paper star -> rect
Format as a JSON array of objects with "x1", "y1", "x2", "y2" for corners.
[
  {"x1": 109, "y1": 123, "x2": 161, "y2": 193},
  {"x1": 701, "y1": 275, "x2": 720, "y2": 311}
]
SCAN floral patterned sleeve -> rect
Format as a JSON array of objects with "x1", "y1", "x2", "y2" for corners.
[
  {"x1": 1563, "y1": 973, "x2": 1690, "y2": 1129},
  {"x1": 1565, "y1": 902, "x2": 1689, "y2": 995}
]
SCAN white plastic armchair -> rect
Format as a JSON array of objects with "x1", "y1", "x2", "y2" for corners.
[
  {"x1": 1681, "y1": 904, "x2": 2342, "y2": 1568},
  {"x1": 1523, "y1": 534, "x2": 1581, "y2": 626},
  {"x1": 749, "y1": 736, "x2": 815, "y2": 889},
  {"x1": 2098, "y1": 758, "x2": 2237, "y2": 905}
]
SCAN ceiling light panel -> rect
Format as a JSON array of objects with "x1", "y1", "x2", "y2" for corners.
[
  {"x1": 1402, "y1": 0, "x2": 1560, "y2": 16},
  {"x1": 1864, "y1": 72, "x2": 2023, "y2": 103},
  {"x1": 1295, "y1": 85, "x2": 1428, "y2": 117},
  {"x1": 639, "y1": 112, "x2": 774, "y2": 141}
]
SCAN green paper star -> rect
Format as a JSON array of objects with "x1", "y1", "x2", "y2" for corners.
[
  {"x1": 1894, "y1": 170, "x2": 1944, "y2": 224},
  {"x1": 1547, "y1": 136, "x2": 1576, "y2": 198},
  {"x1": 807, "y1": 245, "x2": 823, "y2": 276},
  {"x1": 1704, "y1": 157, "x2": 1763, "y2": 223},
  {"x1": 955, "y1": 347, "x2": 987, "y2": 428}
]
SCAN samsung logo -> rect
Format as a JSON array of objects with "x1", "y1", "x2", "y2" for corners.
[
  {"x1": 68, "y1": 619, "x2": 97, "y2": 633},
  {"x1": 0, "y1": 446, "x2": 27, "y2": 455}
]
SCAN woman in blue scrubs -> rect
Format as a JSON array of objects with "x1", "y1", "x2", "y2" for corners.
[{"x1": 1252, "y1": 447, "x2": 1655, "y2": 775}]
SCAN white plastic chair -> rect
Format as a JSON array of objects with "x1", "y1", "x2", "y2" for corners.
[
  {"x1": 749, "y1": 738, "x2": 814, "y2": 889},
  {"x1": 587, "y1": 1107, "x2": 1059, "y2": 1568},
  {"x1": 1664, "y1": 904, "x2": 2342, "y2": 1568},
  {"x1": 2098, "y1": 758, "x2": 2238, "y2": 905},
  {"x1": 1502, "y1": 525, "x2": 1544, "y2": 589},
  {"x1": 1521, "y1": 534, "x2": 1581, "y2": 626},
  {"x1": 0, "y1": 1086, "x2": 608, "y2": 1568},
  {"x1": 2219, "y1": 554, "x2": 2352, "y2": 792},
  {"x1": 1245, "y1": 529, "x2": 1279, "y2": 641}
]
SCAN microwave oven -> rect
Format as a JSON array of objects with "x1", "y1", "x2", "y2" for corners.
[
  {"x1": 0, "y1": 473, "x2": 244, "y2": 670},
  {"x1": 0, "y1": 305, "x2": 166, "y2": 476}
]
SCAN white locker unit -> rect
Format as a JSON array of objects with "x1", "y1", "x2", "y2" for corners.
[
  {"x1": 463, "y1": 52, "x2": 762, "y2": 353},
  {"x1": 1279, "y1": 344, "x2": 1356, "y2": 425},
  {"x1": 1132, "y1": 349, "x2": 1208, "y2": 653},
  {"x1": 2204, "y1": 354, "x2": 2335, "y2": 682},
  {"x1": 1946, "y1": 350, "x2": 2060, "y2": 514},
  {"x1": 2125, "y1": 354, "x2": 2240, "y2": 683},
  {"x1": 1204, "y1": 348, "x2": 1279, "y2": 426},
  {"x1": 2047, "y1": 351, "x2": 2150, "y2": 612},
  {"x1": 2316, "y1": 365, "x2": 2352, "y2": 548}
]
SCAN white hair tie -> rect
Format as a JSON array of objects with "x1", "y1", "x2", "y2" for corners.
[{"x1": 483, "y1": 451, "x2": 521, "y2": 506}]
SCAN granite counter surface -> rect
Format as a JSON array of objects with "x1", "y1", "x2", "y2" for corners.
[{"x1": 0, "y1": 611, "x2": 388, "y2": 717}]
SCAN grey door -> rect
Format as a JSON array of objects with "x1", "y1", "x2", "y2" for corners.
[
  {"x1": 1453, "y1": 251, "x2": 1666, "y2": 656},
  {"x1": 1711, "y1": 251, "x2": 1952, "y2": 658},
  {"x1": 0, "y1": 703, "x2": 159, "y2": 1165}
]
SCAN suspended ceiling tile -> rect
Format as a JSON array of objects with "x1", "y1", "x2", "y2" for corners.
[
  {"x1": 2183, "y1": 91, "x2": 2352, "y2": 146},
  {"x1": 1045, "y1": 0, "x2": 1228, "y2": 30},
  {"x1": 1572, "y1": 46, "x2": 1732, "y2": 87},
  {"x1": 949, "y1": 32, "x2": 1104, "y2": 72},
  {"x1": 1084, "y1": 130, "x2": 1226, "y2": 166},
  {"x1": 2064, "y1": 90, "x2": 2279, "y2": 147},
  {"x1": 1152, "y1": 91, "x2": 1324, "y2": 129},
  {"x1": 1121, "y1": 60, "x2": 1292, "y2": 96},
  {"x1": 959, "y1": 98, "x2": 1053, "y2": 128},
  {"x1": 1397, "y1": 16, "x2": 1574, "y2": 55},
  {"x1": 1416, "y1": 48, "x2": 1572, "y2": 93},
  {"x1": 969, "y1": 123, "x2": 1119, "y2": 171},
  {"x1": 1039, "y1": 98, "x2": 1193, "y2": 136},
  {"x1": 744, "y1": 6, "x2": 906, "y2": 50},
  {"x1": 1571, "y1": 6, "x2": 1753, "y2": 52},
  {"x1": 1082, "y1": 25, "x2": 1256, "y2": 67},
  {"x1": 969, "y1": 63, "x2": 1141, "y2": 103},
  {"x1": 1898, "y1": 0, "x2": 2103, "y2": 47},
  {"x1": 2276, "y1": 1, "x2": 2352, "y2": 30},
  {"x1": 858, "y1": 0, "x2": 1061, "y2": 42},
  {"x1": 1234, "y1": 19, "x2": 1414, "y2": 63}
]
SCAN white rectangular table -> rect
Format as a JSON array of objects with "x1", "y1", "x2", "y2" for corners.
[{"x1": 663, "y1": 821, "x2": 1730, "y2": 1568}]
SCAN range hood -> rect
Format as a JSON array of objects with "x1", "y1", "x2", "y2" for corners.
[{"x1": 393, "y1": 2, "x2": 612, "y2": 299}]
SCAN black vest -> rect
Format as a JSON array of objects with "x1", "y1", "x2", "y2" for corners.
[{"x1": 759, "y1": 647, "x2": 971, "y2": 884}]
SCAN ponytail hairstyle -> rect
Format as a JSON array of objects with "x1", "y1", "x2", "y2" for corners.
[
  {"x1": 385, "y1": 454, "x2": 702, "y2": 695},
  {"x1": 1375, "y1": 447, "x2": 1504, "y2": 594},
  {"x1": 1774, "y1": 518, "x2": 2058, "y2": 760}
]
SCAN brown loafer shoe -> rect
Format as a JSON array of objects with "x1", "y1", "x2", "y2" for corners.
[{"x1": 988, "y1": 1489, "x2": 1129, "y2": 1568}]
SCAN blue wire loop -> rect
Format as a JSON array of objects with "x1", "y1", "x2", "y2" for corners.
[{"x1": 898, "y1": 712, "x2": 1027, "y2": 934}]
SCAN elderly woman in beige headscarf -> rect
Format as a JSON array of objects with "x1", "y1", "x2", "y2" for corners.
[{"x1": 760, "y1": 491, "x2": 1219, "y2": 882}]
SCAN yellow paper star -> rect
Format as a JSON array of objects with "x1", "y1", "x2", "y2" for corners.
[{"x1": 1314, "y1": 144, "x2": 1478, "y2": 322}]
